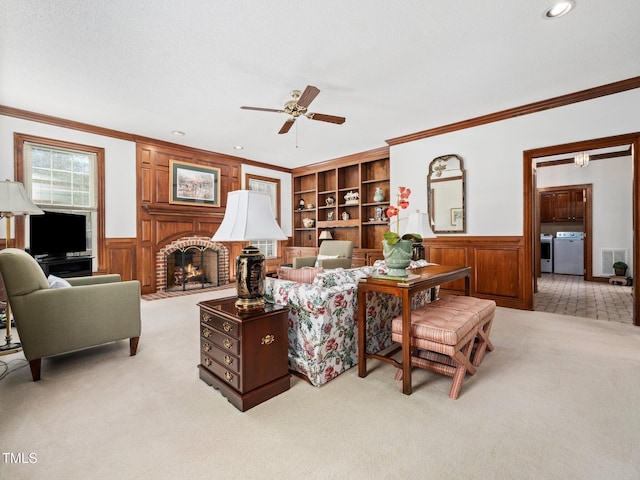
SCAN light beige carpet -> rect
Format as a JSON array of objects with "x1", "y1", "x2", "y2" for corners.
[{"x1": 1, "y1": 289, "x2": 640, "y2": 480}]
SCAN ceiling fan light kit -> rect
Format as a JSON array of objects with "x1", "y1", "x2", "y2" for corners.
[{"x1": 241, "y1": 85, "x2": 346, "y2": 134}]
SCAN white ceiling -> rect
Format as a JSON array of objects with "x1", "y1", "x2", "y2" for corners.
[{"x1": 2, "y1": 1, "x2": 639, "y2": 169}]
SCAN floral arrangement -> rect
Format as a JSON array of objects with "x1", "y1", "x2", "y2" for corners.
[{"x1": 383, "y1": 186, "x2": 421, "y2": 245}]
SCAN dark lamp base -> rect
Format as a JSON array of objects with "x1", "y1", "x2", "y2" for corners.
[
  {"x1": 411, "y1": 242, "x2": 425, "y2": 261},
  {"x1": 235, "y1": 245, "x2": 267, "y2": 312},
  {"x1": 235, "y1": 296, "x2": 266, "y2": 312}
]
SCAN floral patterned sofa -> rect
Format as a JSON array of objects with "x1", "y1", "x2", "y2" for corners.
[{"x1": 264, "y1": 260, "x2": 437, "y2": 386}]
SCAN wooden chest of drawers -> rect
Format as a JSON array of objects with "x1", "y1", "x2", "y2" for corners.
[{"x1": 197, "y1": 297, "x2": 290, "y2": 411}]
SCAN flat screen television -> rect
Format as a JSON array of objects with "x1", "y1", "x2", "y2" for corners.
[{"x1": 30, "y1": 211, "x2": 87, "y2": 258}]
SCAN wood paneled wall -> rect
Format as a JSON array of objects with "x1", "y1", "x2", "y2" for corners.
[
  {"x1": 426, "y1": 236, "x2": 526, "y2": 309},
  {"x1": 135, "y1": 142, "x2": 242, "y2": 294}
]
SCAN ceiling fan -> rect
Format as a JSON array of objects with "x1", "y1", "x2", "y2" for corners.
[{"x1": 241, "y1": 85, "x2": 346, "y2": 134}]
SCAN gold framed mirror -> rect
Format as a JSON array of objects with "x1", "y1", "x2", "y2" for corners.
[{"x1": 428, "y1": 154, "x2": 466, "y2": 233}]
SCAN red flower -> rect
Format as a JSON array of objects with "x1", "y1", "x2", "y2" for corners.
[{"x1": 387, "y1": 186, "x2": 412, "y2": 233}]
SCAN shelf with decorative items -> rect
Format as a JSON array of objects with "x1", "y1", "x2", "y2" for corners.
[
  {"x1": 362, "y1": 201, "x2": 390, "y2": 238},
  {"x1": 291, "y1": 146, "x2": 390, "y2": 250}
]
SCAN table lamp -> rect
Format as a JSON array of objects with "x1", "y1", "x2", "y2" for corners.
[
  {"x1": 319, "y1": 230, "x2": 333, "y2": 242},
  {"x1": 403, "y1": 210, "x2": 436, "y2": 261},
  {"x1": 212, "y1": 190, "x2": 287, "y2": 312},
  {"x1": 0, "y1": 179, "x2": 44, "y2": 354}
]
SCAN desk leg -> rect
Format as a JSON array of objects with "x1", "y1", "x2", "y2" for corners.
[
  {"x1": 401, "y1": 290, "x2": 412, "y2": 395},
  {"x1": 357, "y1": 288, "x2": 367, "y2": 377},
  {"x1": 465, "y1": 275, "x2": 470, "y2": 296}
]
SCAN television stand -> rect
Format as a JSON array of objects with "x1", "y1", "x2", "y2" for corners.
[{"x1": 37, "y1": 256, "x2": 93, "y2": 278}]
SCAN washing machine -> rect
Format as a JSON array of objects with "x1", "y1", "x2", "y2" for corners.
[{"x1": 553, "y1": 231, "x2": 584, "y2": 275}]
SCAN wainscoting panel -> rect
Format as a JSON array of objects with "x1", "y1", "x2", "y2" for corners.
[
  {"x1": 425, "y1": 236, "x2": 527, "y2": 309},
  {"x1": 104, "y1": 238, "x2": 137, "y2": 281},
  {"x1": 155, "y1": 220, "x2": 201, "y2": 248},
  {"x1": 140, "y1": 164, "x2": 152, "y2": 203},
  {"x1": 474, "y1": 247, "x2": 521, "y2": 299},
  {"x1": 139, "y1": 244, "x2": 155, "y2": 290},
  {"x1": 427, "y1": 245, "x2": 469, "y2": 292}
]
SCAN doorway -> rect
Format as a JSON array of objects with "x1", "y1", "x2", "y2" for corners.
[
  {"x1": 523, "y1": 132, "x2": 640, "y2": 326},
  {"x1": 536, "y1": 184, "x2": 592, "y2": 281}
]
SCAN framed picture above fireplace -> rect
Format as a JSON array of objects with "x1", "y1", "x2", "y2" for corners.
[{"x1": 169, "y1": 160, "x2": 220, "y2": 207}]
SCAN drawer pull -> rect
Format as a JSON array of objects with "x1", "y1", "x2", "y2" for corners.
[
  {"x1": 223, "y1": 338, "x2": 233, "y2": 350},
  {"x1": 224, "y1": 371, "x2": 233, "y2": 383},
  {"x1": 224, "y1": 354, "x2": 233, "y2": 366},
  {"x1": 202, "y1": 313, "x2": 213, "y2": 323},
  {"x1": 261, "y1": 334, "x2": 275, "y2": 345},
  {"x1": 203, "y1": 343, "x2": 211, "y2": 352},
  {"x1": 222, "y1": 321, "x2": 233, "y2": 333},
  {"x1": 204, "y1": 358, "x2": 212, "y2": 367},
  {"x1": 202, "y1": 328, "x2": 212, "y2": 338}
]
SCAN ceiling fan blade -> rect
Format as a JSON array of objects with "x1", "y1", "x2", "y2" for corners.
[
  {"x1": 307, "y1": 113, "x2": 346, "y2": 125},
  {"x1": 241, "y1": 106, "x2": 283, "y2": 113},
  {"x1": 297, "y1": 85, "x2": 320, "y2": 108},
  {"x1": 278, "y1": 118, "x2": 295, "y2": 134}
]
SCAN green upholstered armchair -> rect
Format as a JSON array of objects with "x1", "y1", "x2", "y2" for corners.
[
  {"x1": 0, "y1": 248, "x2": 141, "y2": 381},
  {"x1": 292, "y1": 240, "x2": 354, "y2": 269}
]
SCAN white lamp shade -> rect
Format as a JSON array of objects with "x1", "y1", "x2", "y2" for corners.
[
  {"x1": 319, "y1": 230, "x2": 333, "y2": 240},
  {"x1": 212, "y1": 190, "x2": 287, "y2": 242},
  {"x1": 404, "y1": 211, "x2": 436, "y2": 239},
  {"x1": 0, "y1": 180, "x2": 44, "y2": 216}
]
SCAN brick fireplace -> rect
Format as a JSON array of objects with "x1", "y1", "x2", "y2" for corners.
[{"x1": 156, "y1": 236, "x2": 230, "y2": 293}]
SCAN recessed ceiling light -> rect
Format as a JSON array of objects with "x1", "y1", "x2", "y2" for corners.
[
  {"x1": 543, "y1": 1, "x2": 575, "y2": 19},
  {"x1": 171, "y1": 130, "x2": 186, "y2": 136},
  {"x1": 234, "y1": 146, "x2": 244, "y2": 150}
]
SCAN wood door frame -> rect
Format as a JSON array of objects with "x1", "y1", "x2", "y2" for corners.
[{"x1": 523, "y1": 132, "x2": 640, "y2": 326}]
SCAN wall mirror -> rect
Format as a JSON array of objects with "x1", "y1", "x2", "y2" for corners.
[{"x1": 427, "y1": 154, "x2": 466, "y2": 233}]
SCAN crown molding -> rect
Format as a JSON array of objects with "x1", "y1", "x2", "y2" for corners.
[{"x1": 386, "y1": 76, "x2": 640, "y2": 146}]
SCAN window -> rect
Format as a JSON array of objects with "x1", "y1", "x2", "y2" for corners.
[
  {"x1": 246, "y1": 174, "x2": 281, "y2": 259},
  {"x1": 14, "y1": 134, "x2": 105, "y2": 270},
  {"x1": 25, "y1": 142, "x2": 96, "y2": 254}
]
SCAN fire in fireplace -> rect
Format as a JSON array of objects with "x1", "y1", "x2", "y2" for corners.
[{"x1": 166, "y1": 246, "x2": 219, "y2": 292}]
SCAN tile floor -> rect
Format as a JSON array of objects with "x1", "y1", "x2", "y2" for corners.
[{"x1": 535, "y1": 273, "x2": 633, "y2": 324}]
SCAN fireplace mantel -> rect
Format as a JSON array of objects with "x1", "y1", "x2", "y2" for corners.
[{"x1": 142, "y1": 205, "x2": 226, "y2": 218}]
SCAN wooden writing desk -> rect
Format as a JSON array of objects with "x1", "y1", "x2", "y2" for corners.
[{"x1": 357, "y1": 265, "x2": 471, "y2": 395}]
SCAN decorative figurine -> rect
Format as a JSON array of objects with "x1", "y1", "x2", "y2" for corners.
[
  {"x1": 298, "y1": 199, "x2": 305, "y2": 211},
  {"x1": 327, "y1": 211, "x2": 335, "y2": 221},
  {"x1": 342, "y1": 211, "x2": 350, "y2": 220},
  {"x1": 325, "y1": 196, "x2": 335, "y2": 206},
  {"x1": 373, "y1": 187, "x2": 384, "y2": 202},
  {"x1": 344, "y1": 191, "x2": 359, "y2": 204}
]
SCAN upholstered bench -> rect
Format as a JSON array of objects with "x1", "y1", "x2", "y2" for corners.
[
  {"x1": 427, "y1": 295, "x2": 496, "y2": 367},
  {"x1": 391, "y1": 295, "x2": 496, "y2": 399}
]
